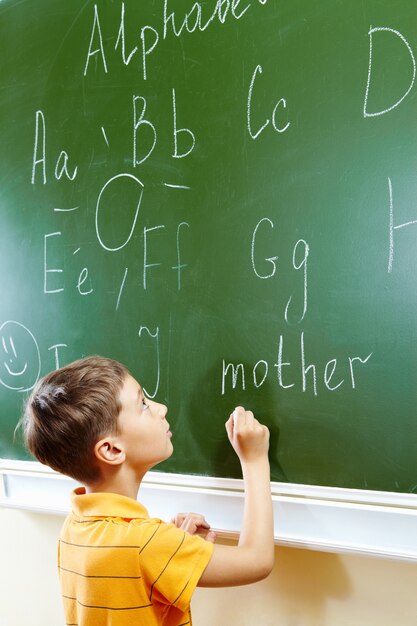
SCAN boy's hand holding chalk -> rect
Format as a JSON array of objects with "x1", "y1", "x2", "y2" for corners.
[{"x1": 225, "y1": 406, "x2": 270, "y2": 464}]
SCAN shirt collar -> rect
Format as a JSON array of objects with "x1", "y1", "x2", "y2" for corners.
[{"x1": 71, "y1": 487, "x2": 150, "y2": 519}]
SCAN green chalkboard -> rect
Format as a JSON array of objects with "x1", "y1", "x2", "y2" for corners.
[{"x1": 1, "y1": 0, "x2": 417, "y2": 492}]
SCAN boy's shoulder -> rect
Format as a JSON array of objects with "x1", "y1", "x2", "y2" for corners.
[
  {"x1": 62, "y1": 487, "x2": 167, "y2": 544},
  {"x1": 62, "y1": 488, "x2": 213, "y2": 558}
]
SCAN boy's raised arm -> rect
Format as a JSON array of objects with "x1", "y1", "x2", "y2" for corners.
[{"x1": 198, "y1": 406, "x2": 274, "y2": 587}]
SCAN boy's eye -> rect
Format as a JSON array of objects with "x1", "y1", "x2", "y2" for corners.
[{"x1": 142, "y1": 398, "x2": 149, "y2": 410}]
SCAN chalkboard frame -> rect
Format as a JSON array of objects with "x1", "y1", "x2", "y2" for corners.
[{"x1": 1, "y1": 460, "x2": 417, "y2": 561}]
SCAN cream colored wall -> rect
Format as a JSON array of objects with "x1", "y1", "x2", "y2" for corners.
[
  {"x1": 193, "y1": 541, "x2": 417, "y2": 625},
  {"x1": 1, "y1": 508, "x2": 416, "y2": 626}
]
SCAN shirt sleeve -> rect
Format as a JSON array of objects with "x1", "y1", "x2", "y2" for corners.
[{"x1": 139, "y1": 519, "x2": 214, "y2": 612}]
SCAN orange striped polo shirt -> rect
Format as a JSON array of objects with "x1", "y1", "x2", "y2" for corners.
[{"x1": 58, "y1": 488, "x2": 214, "y2": 626}]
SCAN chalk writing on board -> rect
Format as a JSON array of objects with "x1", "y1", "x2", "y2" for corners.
[
  {"x1": 251, "y1": 218, "x2": 278, "y2": 279},
  {"x1": 48, "y1": 344, "x2": 68, "y2": 370},
  {"x1": 143, "y1": 225, "x2": 165, "y2": 289},
  {"x1": 95, "y1": 173, "x2": 144, "y2": 252},
  {"x1": 84, "y1": 4, "x2": 108, "y2": 76},
  {"x1": 76, "y1": 268, "x2": 93, "y2": 297},
  {"x1": 101, "y1": 127, "x2": 110, "y2": 148},
  {"x1": 55, "y1": 151, "x2": 78, "y2": 182},
  {"x1": 221, "y1": 333, "x2": 373, "y2": 396},
  {"x1": 140, "y1": 26, "x2": 159, "y2": 80},
  {"x1": 364, "y1": 27, "x2": 416, "y2": 118},
  {"x1": 0, "y1": 321, "x2": 41, "y2": 392},
  {"x1": 31, "y1": 110, "x2": 46, "y2": 184},
  {"x1": 115, "y1": 2, "x2": 139, "y2": 68},
  {"x1": 32, "y1": 110, "x2": 78, "y2": 185},
  {"x1": 284, "y1": 239, "x2": 309, "y2": 325},
  {"x1": 172, "y1": 88, "x2": 196, "y2": 159},
  {"x1": 116, "y1": 268, "x2": 129, "y2": 312},
  {"x1": 172, "y1": 222, "x2": 191, "y2": 291},
  {"x1": 387, "y1": 177, "x2": 417, "y2": 273},
  {"x1": 133, "y1": 96, "x2": 157, "y2": 166},
  {"x1": 251, "y1": 219, "x2": 310, "y2": 323},
  {"x1": 44, "y1": 232, "x2": 64, "y2": 294},
  {"x1": 44, "y1": 235, "x2": 94, "y2": 297},
  {"x1": 247, "y1": 65, "x2": 290, "y2": 140},
  {"x1": 83, "y1": 1, "x2": 269, "y2": 83},
  {"x1": 138, "y1": 326, "x2": 160, "y2": 399},
  {"x1": 132, "y1": 90, "x2": 196, "y2": 165},
  {"x1": 163, "y1": 0, "x2": 265, "y2": 39},
  {"x1": 164, "y1": 183, "x2": 191, "y2": 190}
]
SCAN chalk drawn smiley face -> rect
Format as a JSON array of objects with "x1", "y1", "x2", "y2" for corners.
[{"x1": 0, "y1": 321, "x2": 41, "y2": 392}]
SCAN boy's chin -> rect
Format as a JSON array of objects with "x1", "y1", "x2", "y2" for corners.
[{"x1": 152, "y1": 446, "x2": 174, "y2": 468}]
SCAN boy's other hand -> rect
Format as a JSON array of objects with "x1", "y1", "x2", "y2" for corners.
[
  {"x1": 171, "y1": 512, "x2": 216, "y2": 543},
  {"x1": 225, "y1": 406, "x2": 270, "y2": 464}
]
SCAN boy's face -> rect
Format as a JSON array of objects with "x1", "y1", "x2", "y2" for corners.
[{"x1": 117, "y1": 374, "x2": 173, "y2": 473}]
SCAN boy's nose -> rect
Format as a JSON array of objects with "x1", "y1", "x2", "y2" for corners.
[{"x1": 154, "y1": 400, "x2": 167, "y2": 418}]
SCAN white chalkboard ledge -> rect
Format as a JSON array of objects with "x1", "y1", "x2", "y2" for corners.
[{"x1": 1, "y1": 459, "x2": 417, "y2": 562}]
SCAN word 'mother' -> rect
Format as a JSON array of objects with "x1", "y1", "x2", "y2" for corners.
[{"x1": 222, "y1": 331, "x2": 373, "y2": 396}]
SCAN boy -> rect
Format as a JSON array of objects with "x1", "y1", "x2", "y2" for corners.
[{"x1": 21, "y1": 356, "x2": 274, "y2": 626}]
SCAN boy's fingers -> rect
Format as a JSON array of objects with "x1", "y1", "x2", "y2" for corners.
[
  {"x1": 182, "y1": 518, "x2": 194, "y2": 533},
  {"x1": 179, "y1": 513, "x2": 210, "y2": 534},
  {"x1": 225, "y1": 414, "x2": 234, "y2": 438},
  {"x1": 228, "y1": 407, "x2": 246, "y2": 433},
  {"x1": 234, "y1": 406, "x2": 257, "y2": 429},
  {"x1": 233, "y1": 406, "x2": 246, "y2": 421},
  {"x1": 172, "y1": 513, "x2": 190, "y2": 527},
  {"x1": 171, "y1": 513, "x2": 196, "y2": 528}
]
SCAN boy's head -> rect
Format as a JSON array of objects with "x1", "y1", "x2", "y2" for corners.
[{"x1": 21, "y1": 356, "x2": 129, "y2": 484}]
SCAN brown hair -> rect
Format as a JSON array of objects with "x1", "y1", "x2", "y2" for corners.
[{"x1": 20, "y1": 356, "x2": 129, "y2": 484}]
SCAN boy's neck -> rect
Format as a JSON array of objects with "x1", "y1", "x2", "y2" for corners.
[{"x1": 85, "y1": 467, "x2": 146, "y2": 500}]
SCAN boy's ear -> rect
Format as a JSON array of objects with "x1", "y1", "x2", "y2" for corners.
[{"x1": 93, "y1": 437, "x2": 126, "y2": 466}]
